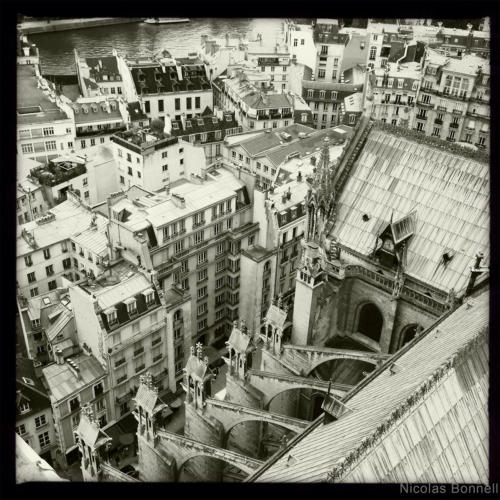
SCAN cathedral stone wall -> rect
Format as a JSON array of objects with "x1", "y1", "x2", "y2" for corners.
[
  {"x1": 224, "y1": 375, "x2": 262, "y2": 457},
  {"x1": 183, "y1": 404, "x2": 224, "y2": 481},
  {"x1": 137, "y1": 435, "x2": 174, "y2": 482}
]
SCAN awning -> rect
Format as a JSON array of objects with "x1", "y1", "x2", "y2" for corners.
[
  {"x1": 467, "y1": 120, "x2": 475, "y2": 129},
  {"x1": 480, "y1": 123, "x2": 489, "y2": 132}
]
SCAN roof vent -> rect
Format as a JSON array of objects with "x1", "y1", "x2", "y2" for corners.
[{"x1": 442, "y1": 250, "x2": 454, "y2": 265}]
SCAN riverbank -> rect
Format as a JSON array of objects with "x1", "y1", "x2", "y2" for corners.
[{"x1": 18, "y1": 18, "x2": 143, "y2": 35}]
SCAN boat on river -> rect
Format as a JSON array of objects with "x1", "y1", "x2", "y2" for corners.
[{"x1": 143, "y1": 18, "x2": 190, "y2": 25}]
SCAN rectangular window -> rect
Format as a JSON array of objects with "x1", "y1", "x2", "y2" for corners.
[
  {"x1": 197, "y1": 251, "x2": 207, "y2": 265},
  {"x1": 30, "y1": 287, "x2": 38, "y2": 297},
  {"x1": 216, "y1": 259, "x2": 225, "y2": 273},
  {"x1": 145, "y1": 101, "x2": 150, "y2": 113},
  {"x1": 175, "y1": 98, "x2": 180, "y2": 111},
  {"x1": 195, "y1": 96, "x2": 200, "y2": 108},
  {"x1": 158, "y1": 99, "x2": 164, "y2": 112},
  {"x1": 197, "y1": 286, "x2": 207, "y2": 299},
  {"x1": 35, "y1": 414, "x2": 47, "y2": 428},
  {"x1": 186, "y1": 97, "x2": 192, "y2": 110},
  {"x1": 318, "y1": 69, "x2": 326, "y2": 79},
  {"x1": 16, "y1": 424, "x2": 27, "y2": 436},
  {"x1": 194, "y1": 230, "x2": 204, "y2": 245},
  {"x1": 69, "y1": 397, "x2": 80, "y2": 412},
  {"x1": 198, "y1": 302, "x2": 207, "y2": 316},
  {"x1": 45, "y1": 265, "x2": 54, "y2": 277},
  {"x1": 174, "y1": 239, "x2": 184, "y2": 254},
  {"x1": 43, "y1": 248, "x2": 51, "y2": 260},
  {"x1": 38, "y1": 431, "x2": 50, "y2": 448},
  {"x1": 198, "y1": 268, "x2": 208, "y2": 282}
]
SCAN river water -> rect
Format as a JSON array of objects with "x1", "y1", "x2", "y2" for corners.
[{"x1": 30, "y1": 18, "x2": 284, "y2": 75}]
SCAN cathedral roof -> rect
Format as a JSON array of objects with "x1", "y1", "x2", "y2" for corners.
[{"x1": 331, "y1": 128, "x2": 489, "y2": 292}]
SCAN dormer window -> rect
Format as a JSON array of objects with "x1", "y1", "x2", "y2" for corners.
[
  {"x1": 172, "y1": 122, "x2": 179, "y2": 130},
  {"x1": 212, "y1": 117, "x2": 218, "y2": 124},
  {"x1": 19, "y1": 401, "x2": 31, "y2": 414},
  {"x1": 105, "y1": 308, "x2": 118, "y2": 326},
  {"x1": 186, "y1": 121, "x2": 192, "y2": 128},
  {"x1": 142, "y1": 289, "x2": 155, "y2": 307},
  {"x1": 125, "y1": 298, "x2": 137, "y2": 316},
  {"x1": 197, "y1": 118, "x2": 204, "y2": 126}
]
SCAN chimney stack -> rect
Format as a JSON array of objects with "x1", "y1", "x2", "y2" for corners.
[{"x1": 55, "y1": 349, "x2": 64, "y2": 365}]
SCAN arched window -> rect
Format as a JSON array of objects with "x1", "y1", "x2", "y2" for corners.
[
  {"x1": 264, "y1": 260, "x2": 271, "y2": 272},
  {"x1": 357, "y1": 303, "x2": 383, "y2": 343},
  {"x1": 174, "y1": 309, "x2": 182, "y2": 321},
  {"x1": 400, "y1": 324, "x2": 420, "y2": 348}
]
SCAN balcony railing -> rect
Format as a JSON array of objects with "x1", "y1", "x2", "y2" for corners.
[
  {"x1": 449, "y1": 122, "x2": 459, "y2": 129},
  {"x1": 434, "y1": 118, "x2": 443, "y2": 125},
  {"x1": 415, "y1": 115, "x2": 428, "y2": 121},
  {"x1": 76, "y1": 125, "x2": 126, "y2": 138}
]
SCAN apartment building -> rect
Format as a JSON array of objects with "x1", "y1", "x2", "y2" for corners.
[
  {"x1": 214, "y1": 66, "x2": 313, "y2": 132},
  {"x1": 434, "y1": 24, "x2": 490, "y2": 58},
  {"x1": 17, "y1": 65, "x2": 76, "y2": 163},
  {"x1": 222, "y1": 123, "x2": 314, "y2": 189},
  {"x1": 75, "y1": 51, "x2": 125, "y2": 98},
  {"x1": 302, "y1": 65, "x2": 365, "y2": 129},
  {"x1": 16, "y1": 193, "x2": 108, "y2": 298},
  {"x1": 246, "y1": 38, "x2": 291, "y2": 91},
  {"x1": 67, "y1": 260, "x2": 175, "y2": 423},
  {"x1": 72, "y1": 98, "x2": 128, "y2": 152},
  {"x1": 17, "y1": 162, "x2": 49, "y2": 225},
  {"x1": 28, "y1": 149, "x2": 119, "y2": 208},
  {"x1": 110, "y1": 126, "x2": 205, "y2": 192},
  {"x1": 369, "y1": 62, "x2": 422, "y2": 128},
  {"x1": 198, "y1": 34, "x2": 247, "y2": 79},
  {"x1": 127, "y1": 54, "x2": 213, "y2": 122},
  {"x1": 167, "y1": 108, "x2": 242, "y2": 164},
  {"x1": 104, "y1": 166, "x2": 256, "y2": 356},
  {"x1": 284, "y1": 19, "x2": 317, "y2": 69},
  {"x1": 42, "y1": 351, "x2": 110, "y2": 465},
  {"x1": 416, "y1": 49, "x2": 490, "y2": 148},
  {"x1": 16, "y1": 358, "x2": 58, "y2": 466},
  {"x1": 17, "y1": 288, "x2": 76, "y2": 365}
]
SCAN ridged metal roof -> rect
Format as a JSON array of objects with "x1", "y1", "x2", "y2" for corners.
[{"x1": 333, "y1": 129, "x2": 489, "y2": 292}]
